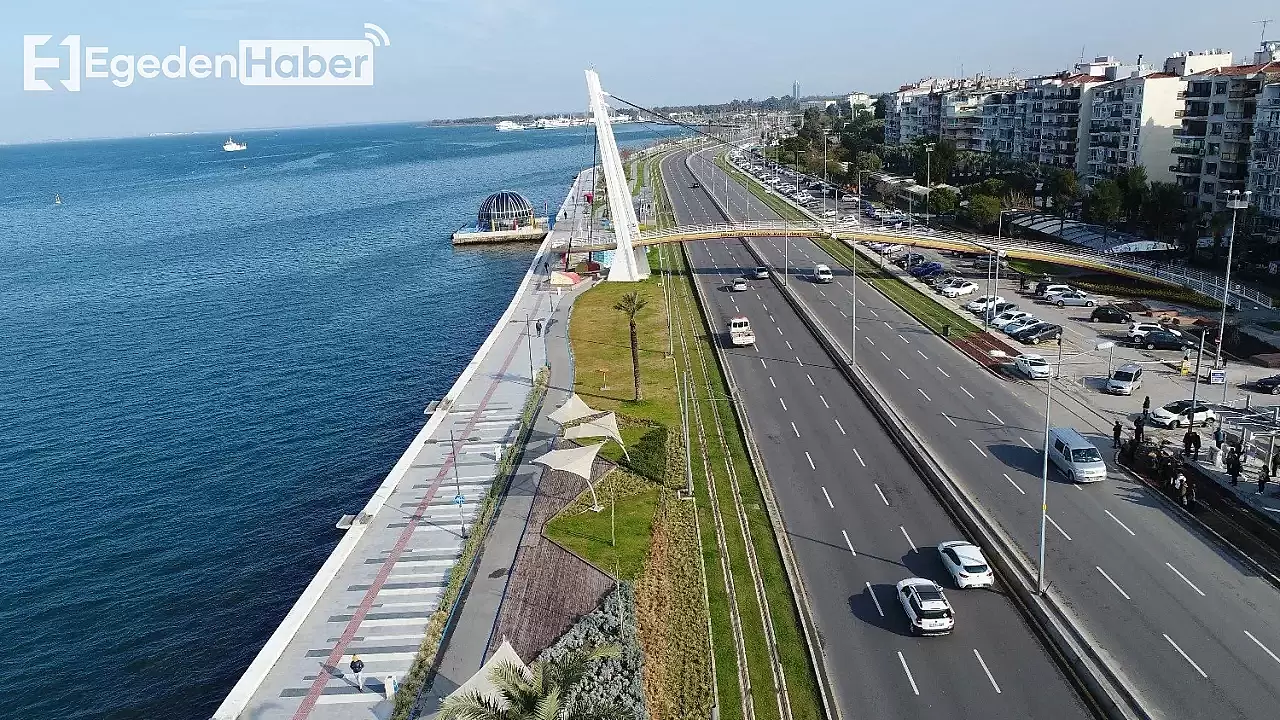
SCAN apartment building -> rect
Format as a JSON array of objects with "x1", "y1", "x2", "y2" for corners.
[
  {"x1": 1175, "y1": 43, "x2": 1280, "y2": 214},
  {"x1": 1249, "y1": 82, "x2": 1280, "y2": 221},
  {"x1": 1019, "y1": 74, "x2": 1108, "y2": 171},
  {"x1": 847, "y1": 91, "x2": 877, "y2": 117},
  {"x1": 941, "y1": 80, "x2": 1022, "y2": 152}
]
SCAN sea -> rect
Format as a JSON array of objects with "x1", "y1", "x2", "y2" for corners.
[{"x1": 0, "y1": 121, "x2": 684, "y2": 720}]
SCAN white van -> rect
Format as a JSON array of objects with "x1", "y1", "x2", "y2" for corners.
[
  {"x1": 727, "y1": 316, "x2": 755, "y2": 346},
  {"x1": 1048, "y1": 427, "x2": 1108, "y2": 483},
  {"x1": 813, "y1": 264, "x2": 834, "y2": 283}
]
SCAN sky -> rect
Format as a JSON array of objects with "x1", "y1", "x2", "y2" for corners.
[{"x1": 2, "y1": 0, "x2": 1277, "y2": 144}]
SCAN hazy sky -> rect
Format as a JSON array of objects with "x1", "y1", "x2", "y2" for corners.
[{"x1": 3, "y1": 0, "x2": 1276, "y2": 144}]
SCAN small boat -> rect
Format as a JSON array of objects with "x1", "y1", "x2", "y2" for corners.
[
  {"x1": 223, "y1": 137, "x2": 247, "y2": 152},
  {"x1": 495, "y1": 120, "x2": 526, "y2": 132},
  {"x1": 53, "y1": 193, "x2": 63, "y2": 205}
]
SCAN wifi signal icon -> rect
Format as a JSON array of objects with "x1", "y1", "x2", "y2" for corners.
[{"x1": 363, "y1": 23, "x2": 391, "y2": 48}]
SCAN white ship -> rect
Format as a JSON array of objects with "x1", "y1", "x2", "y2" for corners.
[
  {"x1": 223, "y1": 137, "x2": 247, "y2": 152},
  {"x1": 495, "y1": 120, "x2": 526, "y2": 132},
  {"x1": 53, "y1": 193, "x2": 63, "y2": 205}
]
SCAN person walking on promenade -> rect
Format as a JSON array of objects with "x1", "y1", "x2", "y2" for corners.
[
  {"x1": 1260, "y1": 462, "x2": 1271, "y2": 496},
  {"x1": 350, "y1": 655, "x2": 365, "y2": 692},
  {"x1": 1142, "y1": 395, "x2": 1151, "y2": 421},
  {"x1": 1185, "y1": 479, "x2": 1197, "y2": 512},
  {"x1": 1227, "y1": 447, "x2": 1243, "y2": 486},
  {"x1": 1183, "y1": 429, "x2": 1195, "y2": 457},
  {"x1": 1190, "y1": 431, "x2": 1202, "y2": 461},
  {"x1": 535, "y1": 319, "x2": 543, "y2": 337},
  {"x1": 1214, "y1": 424, "x2": 1226, "y2": 450},
  {"x1": 1113, "y1": 420, "x2": 1123, "y2": 448},
  {"x1": 1134, "y1": 415, "x2": 1145, "y2": 444}
]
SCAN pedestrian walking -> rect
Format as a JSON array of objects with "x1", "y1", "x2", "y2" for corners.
[
  {"x1": 1190, "y1": 431, "x2": 1202, "y2": 460},
  {"x1": 1182, "y1": 429, "x2": 1195, "y2": 457},
  {"x1": 1214, "y1": 424, "x2": 1226, "y2": 449},
  {"x1": 1227, "y1": 447, "x2": 1243, "y2": 486},
  {"x1": 1134, "y1": 415, "x2": 1145, "y2": 444},
  {"x1": 535, "y1": 319, "x2": 543, "y2": 337},
  {"x1": 1260, "y1": 463, "x2": 1271, "y2": 496},
  {"x1": 350, "y1": 655, "x2": 365, "y2": 692},
  {"x1": 1142, "y1": 395, "x2": 1151, "y2": 418},
  {"x1": 1185, "y1": 479, "x2": 1197, "y2": 512},
  {"x1": 1113, "y1": 420, "x2": 1123, "y2": 448}
]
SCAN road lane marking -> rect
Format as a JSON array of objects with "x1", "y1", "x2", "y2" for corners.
[
  {"x1": 897, "y1": 651, "x2": 920, "y2": 696},
  {"x1": 820, "y1": 395, "x2": 829, "y2": 408},
  {"x1": 760, "y1": 358, "x2": 767, "y2": 368},
  {"x1": 883, "y1": 321, "x2": 893, "y2": 330},
  {"x1": 853, "y1": 448, "x2": 866, "y2": 467},
  {"x1": 942, "y1": 413, "x2": 957, "y2": 427},
  {"x1": 881, "y1": 351, "x2": 891, "y2": 361},
  {"x1": 987, "y1": 409, "x2": 1005, "y2": 425},
  {"x1": 1096, "y1": 566, "x2": 1131, "y2": 600},
  {"x1": 779, "y1": 398, "x2": 787, "y2": 411},
  {"x1": 806, "y1": 373, "x2": 814, "y2": 385},
  {"x1": 791, "y1": 421, "x2": 800, "y2": 437},
  {"x1": 900, "y1": 525, "x2": 916, "y2": 548},
  {"x1": 840, "y1": 310, "x2": 848, "y2": 317},
  {"x1": 796, "y1": 356, "x2": 804, "y2": 366},
  {"x1": 822, "y1": 486, "x2": 834, "y2": 508},
  {"x1": 786, "y1": 340, "x2": 793, "y2": 350},
  {"x1": 937, "y1": 366, "x2": 950, "y2": 378},
  {"x1": 973, "y1": 649, "x2": 1002, "y2": 694},
  {"x1": 961, "y1": 386, "x2": 975, "y2": 399},
  {"x1": 805, "y1": 452, "x2": 815, "y2": 469},
  {"x1": 898, "y1": 368, "x2": 910, "y2": 379},
  {"x1": 835, "y1": 419, "x2": 846, "y2": 435},
  {"x1": 875, "y1": 483, "x2": 890, "y2": 506},
  {"x1": 1105, "y1": 510, "x2": 1136, "y2": 536},
  {"x1": 917, "y1": 350, "x2": 928, "y2": 359},
  {"x1": 968, "y1": 439, "x2": 988, "y2": 457},
  {"x1": 899, "y1": 335, "x2": 910, "y2": 344},
  {"x1": 1003, "y1": 474, "x2": 1025, "y2": 494},
  {"x1": 867, "y1": 583, "x2": 885, "y2": 617},
  {"x1": 769, "y1": 314, "x2": 776, "y2": 323},
  {"x1": 1166, "y1": 563, "x2": 1206, "y2": 596},
  {"x1": 918, "y1": 388, "x2": 932, "y2": 402},
  {"x1": 865, "y1": 336, "x2": 875, "y2": 345},
  {"x1": 1163, "y1": 634, "x2": 1208, "y2": 678},
  {"x1": 769, "y1": 377, "x2": 776, "y2": 388},
  {"x1": 1245, "y1": 631, "x2": 1280, "y2": 666},
  {"x1": 1020, "y1": 437, "x2": 1035, "y2": 449},
  {"x1": 841, "y1": 529, "x2": 856, "y2": 555},
  {"x1": 1047, "y1": 515, "x2": 1072, "y2": 540},
  {"x1": 777, "y1": 326, "x2": 784, "y2": 335}
]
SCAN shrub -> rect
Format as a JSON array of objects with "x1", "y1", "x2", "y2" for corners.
[{"x1": 624, "y1": 424, "x2": 669, "y2": 482}]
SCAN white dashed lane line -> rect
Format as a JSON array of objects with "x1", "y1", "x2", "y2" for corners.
[
  {"x1": 835, "y1": 419, "x2": 846, "y2": 435},
  {"x1": 1020, "y1": 437, "x2": 1035, "y2": 449},
  {"x1": 899, "y1": 335, "x2": 910, "y2": 344},
  {"x1": 1105, "y1": 509, "x2": 1137, "y2": 536},
  {"x1": 918, "y1": 388, "x2": 932, "y2": 402},
  {"x1": 791, "y1": 421, "x2": 800, "y2": 438},
  {"x1": 968, "y1": 439, "x2": 988, "y2": 457},
  {"x1": 805, "y1": 451, "x2": 816, "y2": 470},
  {"x1": 942, "y1": 413, "x2": 957, "y2": 427},
  {"x1": 1163, "y1": 634, "x2": 1209, "y2": 679},
  {"x1": 898, "y1": 651, "x2": 920, "y2": 696},
  {"x1": 820, "y1": 395, "x2": 829, "y2": 408},
  {"x1": 779, "y1": 398, "x2": 787, "y2": 411},
  {"x1": 769, "y1": 377, "x2": 776, "y2": 388},
  {"x1": 822, "y1": 486, "x2": 834, "y2": 508},
  {"x1": 1096, "y1": 566, "x2": 1131, "y2": 600},
  {"x1": 917, "y1": 350, "x2": 928, "y2": 360},
  {"x1": 899, "y1": 525, "x2": 916, "y2": 549},
  {"x1": 1244, "y1": 631, "x2": 1280, "y2": 666},
  {"x1": 853, "y1": 448, "x2": 866, "y2": 467},
  {"x1": 898, "y1": 368, "x2": 910, "y2": 380},
  {"x1": 806, "y1": 374, "x2": 814, "y2": 386},
  {"x1": 1004, "y1": 473, "x2": 1025, "y2": 494},
  {"x1": 841, "y1": 529, "x2": 856, "y2": 555},
  {"x1": 973, "y1": 649, "x2": 1002, "y2": 694},
  {"x1": 867, "y1": 583, "x2": 885, "y2": 617},
  {"x1": 937, "y1": 366, "x2": 950, "y2": 378},
  {"x1": 875, "y1": 483, "x2": 890, "y2": 506},
  {"x1": 1047, "y1": 515, "x2": 1072, "y2": 540},
  {"x1": 961, "y1": 386, "x2": 975, "y2": 399},
  {"x1": 796, "y1": 356, "x2": 804, "y2": 366},
  {"x1": 1166, "y1": 563, "x2": 1206, "y2": 597},
  {"x1": 881, "y1": 351, "x2": 891, "y2": 361},
  {"x1": 883, "y1": 321, "x2": 893, "y2": 330},
  {"x1": 987, "y1": 410, "x2": 1005, "y2": 425}
]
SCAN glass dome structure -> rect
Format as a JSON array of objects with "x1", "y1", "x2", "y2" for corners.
[{"x1": 477, "y1": 191, "x2": 535, "y2": 231}]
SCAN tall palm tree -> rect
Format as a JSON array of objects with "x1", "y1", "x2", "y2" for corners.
[
  {"x1": 438, "y1": 645, "x2": 621, "y2": 720},
  {"x1": 612, "y1": 291, "x2": 648, "y2": 401}
]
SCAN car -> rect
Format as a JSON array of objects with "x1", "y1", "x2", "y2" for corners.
[
  {"x1": 990, "y1": 310, "x2": 1033, "y2": 329},
  {"x1": 1054, "y1": 290, "x2": 1097, "y2": 307},
  {"x1": 730, "y1": 277, "x2": 749, "y2": 292},
  {"x1": 965, "y1": 295, "x2": 1005, "y2": 313},
  {"x1": 930, "y1": 275, "x2": 966, "y2": 290},
  {"x1": 1254, "y1": 375, "x2": 1280, "y2": 395},
  {"x1": 839, "y1": 214, "x2": 859, "y2": 223},
  {"x1": 1140, "y1": 330, "x2": 1192, "y2": 351},
  {"x1": 937, "y1": 541, "x2": 995, "y2": 589},
  {"x1": 1014, "y1": 353, "x2": 1054, "y2": 379},
  {"x1": 982, "y1": 301, "x2": 1018, "y2": 321},
  {"x1": 896, "y1": 578, "x2": 955, "y2": 635},
  {"x1": 1090, "y1": 305, "x2": 1132, "y2": 324},
  {"x1": 813, "y1": 264, "x2": 834, "y2": 283},
  {"x1": 1128, "y1": 322, "x2": 1178, "y2": 341},
  {"x1": 1038, "y1": 283, "x2": 1073, "y2": 299},
  {"x1": 752, "y1": 266, "x2": 770, "y2": 279},
  {"x1": 1016, "y1": 323, "x2": 1064, "y2": 345},
  {"x1": 1150, "y1": 400, "x2": 1217, "y2": 428},
  {"x1": 897, "y1": 252, "x2": 926, "y2": 268},
  {"x1": 1002, "y1": 316, "x2": 1041, "y2": 336},
  {"x1": 909, "y1": 262, "x2": 943, "y2": 277},
  {"x1": 942, "y1": 281, "x2": 980, "y2": 298},
  {"x1": 915, "y1": 265, "x2": 946, "y2": 279},
  {"x1": 1106, "y1": 363, "x2": 1144, "y2": 395},
  {"x1": 690, "y1": 182, "x2": 700, "y2": 189}
]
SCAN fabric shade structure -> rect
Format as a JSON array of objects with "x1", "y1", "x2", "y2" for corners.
[
  {"x1": 563, "y1": 411, "x2": 629, "y2": 461},
  {"x1": 549, "y1": 270, "x2": 582, "y2": 287},
  {"x1": 532, "y1": 441, "x2": 607, "y2": 510},
  {"x1": 548, "y1": 393, "x2": 599, "y2": 426},
  {"x1": 444, "y1": 638, "x2": 528, "y2": 708}
]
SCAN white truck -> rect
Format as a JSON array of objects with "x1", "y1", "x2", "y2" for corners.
[{"x1": 727, "y1": 316, "x2": 756, "y2": 346}]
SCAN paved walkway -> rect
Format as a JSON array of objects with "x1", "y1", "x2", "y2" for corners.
[{"x1": 212, "y1": 170, "x2": 597, "y2": 720}]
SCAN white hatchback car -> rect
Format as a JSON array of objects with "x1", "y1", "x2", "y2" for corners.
[
  {"x1": 1150, "y1": 400, "x2": 1217, "y2": 428},
  {"x1": 1128, "y1": 322, "x2": 1178, "y2": 341},
  {"x1": 896, "y1": 578, "x2": 955, "y2": 635},
  {"x1": 942, "y1": 281, "x2": 979, "y2": 298},
  {"x1": 990, "y1": 310, "x2": 1033, "y2": 329},
  {"x1": 1014, "y1": 353, "x2": 1053, "y2": 379},
  {"x1": 1002, "y1": 316, "x2": 1041, "y2": 336},
  {"x1": 965, "y1": 295, "x2": 1005, "y2": 313},
  {"x1": 731, "y1": 278, "x2": 749, "y2": 292},
  {"x1": 937, "y1": 541, "x2": 995, "y2": 589}
]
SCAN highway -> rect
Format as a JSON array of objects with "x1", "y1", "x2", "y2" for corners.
[
  {"x1": 681, "y1": 146, "x2": 1280, "y2": 720},
  {"x1": 660, "y1": 150, "x2": 1091, "y2": 720}
]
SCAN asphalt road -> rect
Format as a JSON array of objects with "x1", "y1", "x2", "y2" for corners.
[
  {"x1": 684, "y1": 148, "x2": 1280, "y2": 720},
  {"x1": 660, "y1": 150, "x2": 1091, "y2": 720}
]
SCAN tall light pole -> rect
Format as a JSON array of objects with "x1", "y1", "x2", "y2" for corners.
[
  {"x1": 1217, "y1": 190, "x2": 1251, "y2": 373},
  {"x1": 924, "y1": 142, "x2": 936, "y2": 227}
]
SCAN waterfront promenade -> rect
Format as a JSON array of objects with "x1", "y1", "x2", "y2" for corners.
[{"x1": 213, "y1": 169, "x2": 596, "y2": 720}]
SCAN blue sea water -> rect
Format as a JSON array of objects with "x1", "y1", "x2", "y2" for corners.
[{"x1": 0, "y1": 121, "x2": 683, "y2": 720}]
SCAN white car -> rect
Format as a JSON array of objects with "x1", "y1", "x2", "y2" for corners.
[
  {"x1": 1054, "y1": 290, "x2": 1097, "y2": 307},
  {"x1": 965, "y1": 295, "x2": 1005, "y2": 313},
  {"x1": 731, "y1": 277, "x2": 749, "y2": 292},
  {"x1": 822, "y1": 209, "x2": 838, "y2": 218},
  {"x1": 1150, "y1": 400, "x2": 1217, "y2": 428},
  {"x1": 990, "y1": 310, "x2": 1033, "y2": 329},
  {"x1": 1001, "y1": 316, "x2": 1041, "y2": 336},
  {"x1": 937, "y1": 541, "x2": 995, "y2": 589},
  {"x1": 942, "y1": 281, "x2": 980, "y2": 298},
  {"x1": 1128, "y1": 322, "x2": 1178, "y2": 340},
  {"x1": 1014, "y1": 353, "x2": 1053, "y2": 379},
  {"x1": 896, "y1": 578, "x2": 955, "y2": 635},
  {"x1": 1040, "y1": 284, "x2": 1073, "y2": 299}
]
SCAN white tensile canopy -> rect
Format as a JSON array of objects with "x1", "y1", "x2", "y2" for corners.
[
  {"x1": 563, "y1": 412, "x2": 629, "y2": 460},
  {"x1": 532, "y1": 441, "x2": 607, "y2": 510},
  {"x1": 443, "y1": 638, "x2": 528, "y2": 708},
  {"x1": 548, "y1": 393, "x2": 599, "y2": 426}
]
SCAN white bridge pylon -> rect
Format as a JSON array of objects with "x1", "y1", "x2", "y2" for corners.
[{"x1": 585, "y1": 69, "x2": 650, "y2": 282}]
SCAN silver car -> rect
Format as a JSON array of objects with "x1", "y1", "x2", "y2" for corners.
[{"x1": 1054, "y1": 290, "x2": 1097, "y2": 307}]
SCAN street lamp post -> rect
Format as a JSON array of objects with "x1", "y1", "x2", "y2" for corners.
[
  {"x1": 924, "y1": 142, "x2": 936, "y2": 227},
  {"x1": 1217, "y1": 190, "x2": 1251, "y2": 377}
]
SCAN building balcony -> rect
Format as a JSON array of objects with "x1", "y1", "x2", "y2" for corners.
[
  {"x1": 1171, "y1": 163, "x2": 1203, "y2": 175},
  {"x1": 1171, "y1": 144, "x2": 1206, "y2": 156},
  {"x1": 1174, "y1": 128, "x2": 1207, "y2": 138},
  {"x1": 1183, "y1": 88, "x2": 1212, "y2": 99},
  {"x1": 1229, "y1": 90, "x2": 1252, "y2": 99}
]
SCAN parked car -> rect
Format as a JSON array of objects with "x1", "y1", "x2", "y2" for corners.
[
  {"x1": 1014, "y1": 353, "x2": 1053, "y2": 379},
  {"x1": 1090, "y1": 305, "x2": 1132, "y2": 324},
  {"x1": 1002, "y1": 316, "x2": 1042, "y2": 336},
  {"x1": 942, "y1": 281, "x2": 980, "y2": 298},
  {"x1": 1150, "y1": 400, "x2": 1217, "y2": 428},
  {"x1": 909, "y1": 262, "x2": 943, "y2": 277},
  {"x1": 931, "y1": 275, "x2": 967, "y2": 290},
  {"x1": 1054, "y1": 290, "x2": 1097, "y2": 307},
  {"x1": 1038, "y1": 283, "x2": 1073, "y2": 299},
  {"x1": 1106, "y1": 363, "x2": 1144, "y2": 395},
  {"x1": 937, "y1": 541, "x2": 995, "y2": 589},
  {"x1": 1254, "y1": 375, "x2": 1280, "y2": 395},
  {"x1": 1139, "y1": 330, "x2": 1192, "y2": 351},
  {"x1": 1016, "y1": 323, "x2": 1064, "y2": 345},
  {"x1": 965, "y1": 295, "x2": 1005, "y2": 313},
  {"x1": 990, "y1": 310, "x2": 1033, "y2": 329},
  {"x1": 897, "y1": 252, "x2": 926, "y2": 268},
  {"x1": 1128, "y1": 322, "x2": 1178, "y2": 341},
  {"x1": 896, "y1": 578, "x2": 955, "y2": 635}
]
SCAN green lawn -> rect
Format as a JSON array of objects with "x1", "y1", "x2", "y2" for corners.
[{"x1": 545, "y1": 477, "x2": 660, "y2": 582}]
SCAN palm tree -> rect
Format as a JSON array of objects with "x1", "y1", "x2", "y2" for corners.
[
  {"x1": 438, "y1": 645, "x2": 622, "y2": 720},
  {"x1": 613, "y1": 291, "x2": 648, "y2": 401}
]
